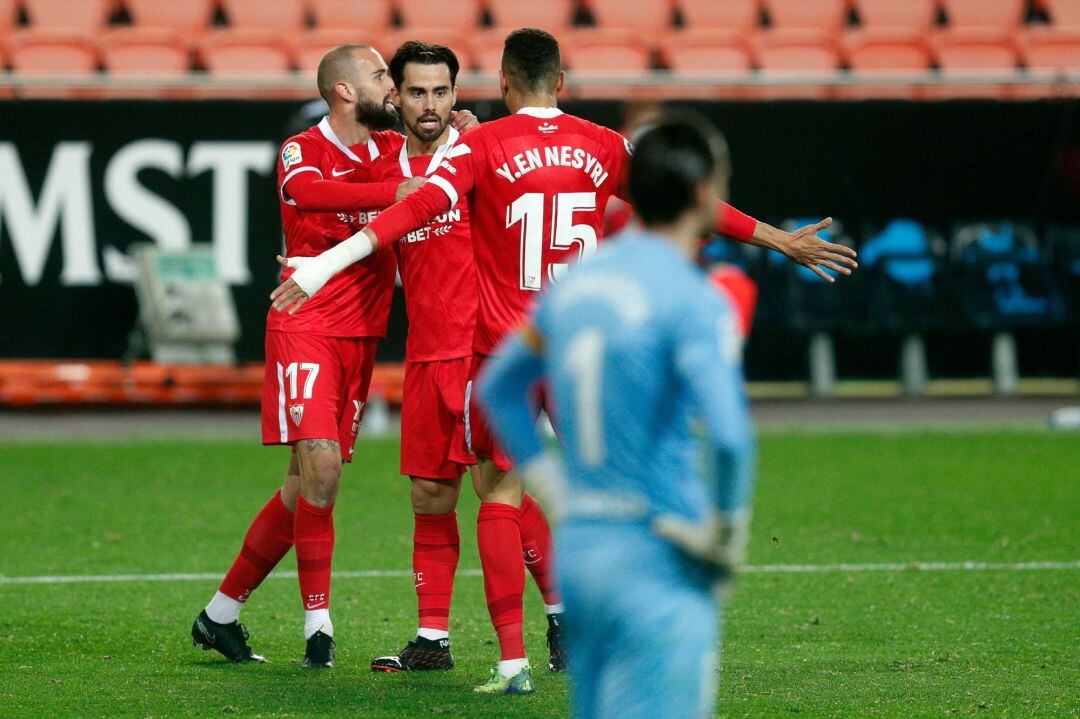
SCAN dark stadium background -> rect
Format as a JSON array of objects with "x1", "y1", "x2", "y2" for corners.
[{"x1": 2, "y1": 98, "x2": 1077, "y2": 379}]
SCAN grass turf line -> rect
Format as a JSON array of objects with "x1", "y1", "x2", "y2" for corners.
[{"x1": 0, "y1": 432, "x2": 1077, "y2": 717}]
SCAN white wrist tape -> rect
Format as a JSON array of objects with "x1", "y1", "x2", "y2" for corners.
[{"x1": 288, "y1": 231, "x2": 375, "y2": 297}]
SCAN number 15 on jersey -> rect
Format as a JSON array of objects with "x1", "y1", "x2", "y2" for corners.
[{"x1": 508, "y1": 192, "x2": 599, "y2": 291}]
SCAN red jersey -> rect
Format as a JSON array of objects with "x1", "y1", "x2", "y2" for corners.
[
  {"x1": 365, "y1": 107, "x2": 633, "y2": 354},
  {"x1": 375, "y1": 127, "x2": 477, "y2": 362},
  {"x1": 268, "y1": 118, "x2": 404, "y2": 338}
]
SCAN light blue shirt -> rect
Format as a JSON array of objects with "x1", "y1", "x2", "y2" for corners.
[{"x1": 480, "y1": 227, "x2": 755, "y2": 524}]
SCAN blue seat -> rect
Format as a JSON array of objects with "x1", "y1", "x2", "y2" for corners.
[
  {"x1": 951, "y1": 221, "x2": 1066, "y2": 329},
  {"x1": 860, "y1": 220, "x2": 936, "y2": 286}
]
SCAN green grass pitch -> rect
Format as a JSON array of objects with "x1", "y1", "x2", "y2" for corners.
[{"x1": 1, "y1": 431, "x2": 1077, "y2": 718}]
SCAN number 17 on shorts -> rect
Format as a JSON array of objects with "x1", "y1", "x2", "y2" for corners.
[{"x1": 261, "y1": 331, "x2": 379, "y2": 462}]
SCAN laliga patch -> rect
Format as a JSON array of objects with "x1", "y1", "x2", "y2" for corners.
[
  {"x1": 289, "y1": 402, "x2": 304, "y2": 426},
  {"x1": 282, "y1": 142, "x2": 302, "y2": 171}
]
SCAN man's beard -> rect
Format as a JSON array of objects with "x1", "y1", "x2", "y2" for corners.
[
  {"x1": 406, "y1": 112, "x2": 448, "y2": 143},
  {"x1": 355, "y1": 93, "x2": 398, "y2": 130}
]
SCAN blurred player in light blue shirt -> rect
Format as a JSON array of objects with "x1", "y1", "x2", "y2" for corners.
[{"x1": 478, "y1": 115, "x2": 755, "y2": 719}]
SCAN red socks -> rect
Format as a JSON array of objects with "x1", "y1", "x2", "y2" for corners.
[
  {"x1": 519, "y1": 492, "x2": 561, "y2": 607},
  {"x1": 219, "y1": 489, "x2": 294, "y2": 602},
  {"x1": 294, "y1": 495, "x2": 335, "y2": 610},
  {"x1": 477, "y1": 502, "x2": 525, "y2": 659},
  {"x1": 413, "y1": 512, "x2": 460, "y2": 632}
]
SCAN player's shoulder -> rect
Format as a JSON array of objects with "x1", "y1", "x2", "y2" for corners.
[
  {"x1": 371, "y1": 130, "x2": 406, "y2": 155},
  {"x1": 561, "y1": 113, "x2": 629, "y2": 147},
  {"x1": 280, "y1": 126, "x2": 324, "y2": 172}
]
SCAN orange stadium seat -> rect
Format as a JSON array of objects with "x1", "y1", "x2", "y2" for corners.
[
  {"x1": 0, "y1": 0, "x2": 17, "y2": 34},
  {"x1": 101, "y1": 28, "x2": 192, "y2": 75},
  {"x1": 220, "y1": 0, "x2": 307, "y2": 31},
  {"x1": 660, "y1": 29, "x2": 753, "y2": 73},
  {"x1": 941, "y1": 0, "x2": 1025, "y2": 30},
  {"x1": 678, "y1": 0, "x2": 760, "y2": 32},
  {"x1": 845, "y1": 29, "x2": 933, "y2": 72},
  {"x1": 309, "y1": 0, "x2": 394, "y2": 32},
  {"x1": 562, "y1": 29, "x2": 654, "y2": 73},
  {"x1": 755, "y1": 28, "x2": 840, "y2": 71},
  {"x1": 22, "y1": 0, "x2": 112, "y2": 30},
  {"x1": 1045, "y1": 0, "x2": 1080, "y2": 26},
  {"x1": 296, "y1": 28, "x2": 382, "y2": 73},
  {"x1": 1024, "y1": 26, "x2": 1080, "y2": 69},
  {"x1": 765, "y1": 0, "x2": 847, "y2": 32},
  {"x1": 487, "y1": 0, "x2": 576, "y2": 33},
  {"x1": 125, "y1": 0, "x2": 215, "y2": 34},
  {"x1": 853, "y1": 0, "x2": 937, "y2": 31},
  {"x1": 472, "y1": 29, "x2": 509, "y2": 72},
  {"x1": 587, "y1": 0, "x2": 674, "y2": 34},
  {"x1": 379, "y1": 28, "x2": 473, "y2": 67},
  {"x1": 935, "y1": 28, "x2": 1020, "y2": 71},
  {"x1": 396, "y1": 0, "x2": 483, "y2": 33},
  {"x1": 8, "y1": 29, "x2": 98, "y2": 72},
  {"x1": 199, "y1": 30, "x2": 295, "y2": 75}
]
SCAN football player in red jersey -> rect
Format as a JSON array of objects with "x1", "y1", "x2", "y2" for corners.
[
  {"x1": 190, "y1": 43, "x2": 476, "y2": 669},
  {"x1": 272, "y1": 30, "x2": 857, "y2": 692},
  {"x1": 360, "y1": 41, "x2": 566, "y2": 676}
]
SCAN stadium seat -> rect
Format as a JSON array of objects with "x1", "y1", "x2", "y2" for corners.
[
  {"x1": 950, "y1": 221, "x2": 1066, "y2": 329},
  {"x1": 587, "y1": 0, "x2": 675, "y2": 34},
  {"x1": 853, "y1": 0, "x2": 937, "y2": 31},
  {"x1": 935, "y1": 28, "x2": 1020, "y2": 71},
  {"x1": 199, "y1": 30, "x2": 295, "y2": 75},
  {"x1": 562, "y1": 29, "x2": 654, "y2": 73},
  {"x1": 297, "y1": 28, "x2": 383, "y2": 74},
  {"x1": 1044, "y1": 0, "x2": 1080, "y2": 26},
  {"x1": 764, "y1": 0, "x2": 847, "y2": 32},
  {"x1": 859, "y1": 219, "x2": 951, "y2": 332},
  {"x1": 845, "y1": 29, "x2": 933, "y2": 73},
  {"x1": 755, "y1": 28, "x2": 840, "y2": 72},
  {"x1": 101, "y1": 28, "x2": 192, "y2": 75},
  {"x1": 941, "y1": 0, "x2": 1025, "y2": 30},
  {"x1": 660, "y1": 29, "x2": 753, "y2": 73},
  {"x1": 8, "y1": 30, "x2": 98, "y2": 73},
  {"x1": 396, "y1": 0, "x2": 483, "y2": 33},
  {"x1": 1024, "y1": 26, "x2": 1080, "y2": 70},
  {"x1": 487, "y1": 0, "x2": 575, "y2": 33},
  {"x1": 0, "y1": 0, "x2": 16, "y2": 34},
  {"x1": 472, "y1": 29, "x2": 509, "y2": 73},
  {"x1": 125, "y1": 0, "x2": 215, "y2": 34},
  {"x1": 22, "y1": 0, "x2": 112, "y2": 31},
  {"x1": 378, "y1": 29, "x2": 473, "y2": 68},
  {"x1": 220, "y1": 0, "x2": 307, "y2": 31},
  {"x1": 309, "y1": 0, "x2": 393, "y2": 32},
  {"x1": 678, "y1": 0, "x2": 760, "y2": 32}
]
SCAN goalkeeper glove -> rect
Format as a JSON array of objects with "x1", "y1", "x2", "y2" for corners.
[{"x1": 651, "y1": 508, "x2": 750, "y2": 598}]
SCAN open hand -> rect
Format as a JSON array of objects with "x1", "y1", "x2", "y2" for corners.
[{"x1": 781, "y1": 217, "x2": 859, "y2": 282}]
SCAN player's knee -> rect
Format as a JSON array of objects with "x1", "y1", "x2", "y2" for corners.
[
  {"x1": 411, "y1": 477, "x2": 460, "y2": 514},
  {"x1": 302, "y1": 461, "x2": 341, "y2": 507}
]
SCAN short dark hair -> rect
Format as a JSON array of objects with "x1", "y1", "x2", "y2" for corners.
[
  {"x1": 628, "y1": 114, "x2": 729, "y2": 226},
  {"x1": 502, "y1": 28, "x2": 561, "y2": 93},
  {"x1": 317, "y1": 43, "x2": 372, "y2": 103},
  {"x1": 388, "y1": 41, "x2": 459, "y2": 89}
]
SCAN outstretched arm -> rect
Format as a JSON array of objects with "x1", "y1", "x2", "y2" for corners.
[
  {"x1": 714, "y1": 203, "x2": 858, "y2": 282},
  {"x1": 283, "y1": 171, "x2": 407, "y2": 212},
  {"x1": 270, "y1": 181, "x2": 453, "y2": 313}
]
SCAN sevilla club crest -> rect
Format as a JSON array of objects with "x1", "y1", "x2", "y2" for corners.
[{"x1": 289, "y1": 403, "x2": 304, "y2": 426}]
